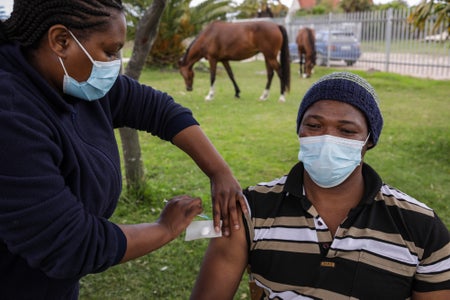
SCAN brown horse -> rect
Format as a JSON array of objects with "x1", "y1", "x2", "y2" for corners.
[
  {"x1": 178, "y1": 20, "x2": 290, "y2": 102},
  {"x1": 296, "y1": 27, "x2": 316, "y2": 78}
]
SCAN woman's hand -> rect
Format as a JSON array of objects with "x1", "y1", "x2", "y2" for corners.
[
  {"x1": 118, "y1": 195, "x2": 202, "y2": 263},
  {"x1": 210, "y1": 171, "x2": 246, "y2": 237},
  {"x1": 159, "y1": 195, "x2": 203, "y2": 239},
  {"x1": 172, "y1": 125, "x2": 247, "y2": 236}
]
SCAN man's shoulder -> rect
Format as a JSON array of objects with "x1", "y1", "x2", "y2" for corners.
[
  {"x1": 245, "y1": 163, "x2": 304, "y2": 201},
  {"x1": 246, "y1": 175, "x2": 288, "y2": 194},
  {"x1": 376, "y1": 183, "x2": 435, "y2": 218}
]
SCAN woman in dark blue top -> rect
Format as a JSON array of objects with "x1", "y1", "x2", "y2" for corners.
[{"x1": 0, "y1": 1, "x2": 245, "y2": 298}]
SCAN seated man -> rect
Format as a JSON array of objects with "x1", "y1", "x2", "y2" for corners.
[{"x1": 190, "y1": 72, "x2": 450, "y2": 300}]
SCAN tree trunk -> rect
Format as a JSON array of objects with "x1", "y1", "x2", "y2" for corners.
[
  {"x1": 119, "y1": 127, "x2": 143, "y2": 190},
  {"x1": 119, "y1": 0, "x2": 167, "y2": 190}
]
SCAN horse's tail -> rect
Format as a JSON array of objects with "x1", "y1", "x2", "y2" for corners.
[
  {"x1": 278, "y1": 25, "x2": 291, "y2": 92},
  {"x1": 307, "y1": 28, "x2": 317, "y2": 65}
]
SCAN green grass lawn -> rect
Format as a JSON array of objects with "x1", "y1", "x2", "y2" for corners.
[{"x1": 79, "y1": 61, "x2": 450, "y2": 299}]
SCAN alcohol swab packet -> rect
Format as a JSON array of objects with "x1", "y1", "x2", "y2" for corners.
[{"x1": 185, "y1": 220, "x2": 222, "y2": 241}]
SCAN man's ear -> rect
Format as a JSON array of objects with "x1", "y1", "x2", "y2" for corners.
[
  {"x1": 365, "y1": 140, "x2": 374, "y2": 152},
  {"x1": 47, "y1": 25, "x2": 70, "y2": 58}
]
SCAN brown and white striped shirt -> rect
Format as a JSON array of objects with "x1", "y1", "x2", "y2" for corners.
[{"x1": 243, "y1": 162, "x2": 450, "y2": 299}]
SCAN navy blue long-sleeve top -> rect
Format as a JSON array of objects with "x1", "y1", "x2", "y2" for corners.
[{"x1": 0, "y1": 43, "x2": 199, "y2": 299}]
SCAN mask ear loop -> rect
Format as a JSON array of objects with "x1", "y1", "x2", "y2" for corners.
[
  {"x1": 58, "y1": 57, "x2": 69, "y2": 76},
  {"x1": 67, "y1": 30, "x2": 96, "y2": 65},
  {"x1": 363, "y1": 133, "x2": 371, "y2": 145}
]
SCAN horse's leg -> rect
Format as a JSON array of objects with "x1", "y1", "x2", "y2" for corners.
[
  {"x1": 265, "y1": 59, "x2": 287, "y2": 102},
  {"x1": 305, "y1": 55, "x2": 312, "y2": 78},
  {"x1": 299, "y1": 53, "x2": 304, "y2": 77},
  {"x1": 221, "y1": 61, "x2": 240, "y2": 98},
  {"x1": 205, "y1": 60, "x2": 217, "y2": 101},
  {"x1": 205, "y1": 83, "x2": 215, "y2": 101},
  {"x1": 259, "y1": 60, "x2": 275, "y2": 101}
]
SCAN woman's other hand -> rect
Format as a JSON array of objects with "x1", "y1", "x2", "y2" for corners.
[{"x1": 159, "y1": 195, "x2": 203, "y2": 239}]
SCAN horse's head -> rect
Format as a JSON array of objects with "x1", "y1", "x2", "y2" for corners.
[{"x1": 178, "y1": 58, "x2": 194, "y2": 91}]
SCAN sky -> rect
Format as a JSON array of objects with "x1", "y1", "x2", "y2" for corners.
[{"x1": 0, "y1": 0, "x2": 423, "y2": 16}]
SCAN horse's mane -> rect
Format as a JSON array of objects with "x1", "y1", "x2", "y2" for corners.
[
  {"x1": 180, "y1": 31, "x2": 205, "y2": 65},
  {"x1": 180, "y1": 22, "x2": 220, "y2": 65}
]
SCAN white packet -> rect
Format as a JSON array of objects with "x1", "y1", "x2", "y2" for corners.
[{"x1": 185, "y1": 220, "x2": 222, "y2": 241}]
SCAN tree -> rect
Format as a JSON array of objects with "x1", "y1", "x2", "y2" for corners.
[
  {"x1": 120, "y1": 0, "x2": 167, "y2": 192},
  {"x1": 189, "y1": 0, "x2": 232, "y2": 34},
  {"x1": 235, "y1": 0, "x2": 288, "y2": 19},
  {"x1": 235, "y1": 0, "x2": 261, "y2": 19},
  {"x1": 119, "y1": 0, "x2": 234, "y2": 191},
  {"x1": 408, "y1": 0, "x2": 450, "y2": 35},
  {"x1": 340, "y1": 0, "x2": 373, "y2": 12},
  {"x1": 373, "y1": 0, "x2": 408, "y2": 11},
  {"x1": 146, "y1": 0, "x2": 192, "y2": 67},
  {"x1": 147, "y1": 0, "x2": 231, "y2": 68}
]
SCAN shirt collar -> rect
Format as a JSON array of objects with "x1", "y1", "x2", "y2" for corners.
[{"x1": 284, "y1": 161, "x2": 383, "y2": 205}]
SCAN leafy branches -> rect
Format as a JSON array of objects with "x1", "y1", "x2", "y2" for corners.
[{"x1": 408, "y1": 0, "x2": 450, "y2": 35}]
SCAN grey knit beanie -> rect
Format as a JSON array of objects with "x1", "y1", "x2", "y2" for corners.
[{"x1": 296, "y1": 72, "x2": 383, "y2": 147}]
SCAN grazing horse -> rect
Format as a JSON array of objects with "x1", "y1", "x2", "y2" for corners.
[
  {"x1": 178, "y1": 20, "x2": 290, "y2": 102},
  {"x1": 296, "y1": 27, "x2": 316, "y2": 78}
]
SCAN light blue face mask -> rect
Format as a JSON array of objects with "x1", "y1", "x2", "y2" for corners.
[
  {"x1": 298, "y1": 134, "x2": 369, "y2": 188},
  {"x1": 58, "y1": 31, "x2": 121, "y2": 101}
]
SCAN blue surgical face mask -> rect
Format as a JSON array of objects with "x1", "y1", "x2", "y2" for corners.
[
  {"x1": 58, "y1": 31, "x2": 121, "y2": 101},
  {"x1": 298, "y1": 134, "x2": 369, "y2": 188}
]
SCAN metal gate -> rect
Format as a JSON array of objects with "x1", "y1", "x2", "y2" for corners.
[{"x1": 278, "y1": 8, "x2": 449, "y2": 80}]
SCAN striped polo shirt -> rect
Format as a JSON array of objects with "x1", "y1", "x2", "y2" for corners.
[{"x1": 243, "y1": 162, "x2": 450, "y2": 299}]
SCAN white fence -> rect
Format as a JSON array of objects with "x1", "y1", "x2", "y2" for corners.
[{"x1": 274, "y1": 8, "x2": 449, "y2": 80}]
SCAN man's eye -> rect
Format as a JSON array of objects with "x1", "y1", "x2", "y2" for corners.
[
  {"x1": 306, "y1": 123, "x2": 320, "y2": 128},
  {"x1": 341, "y1": 128, "x2": 357, "y2": 134}
]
